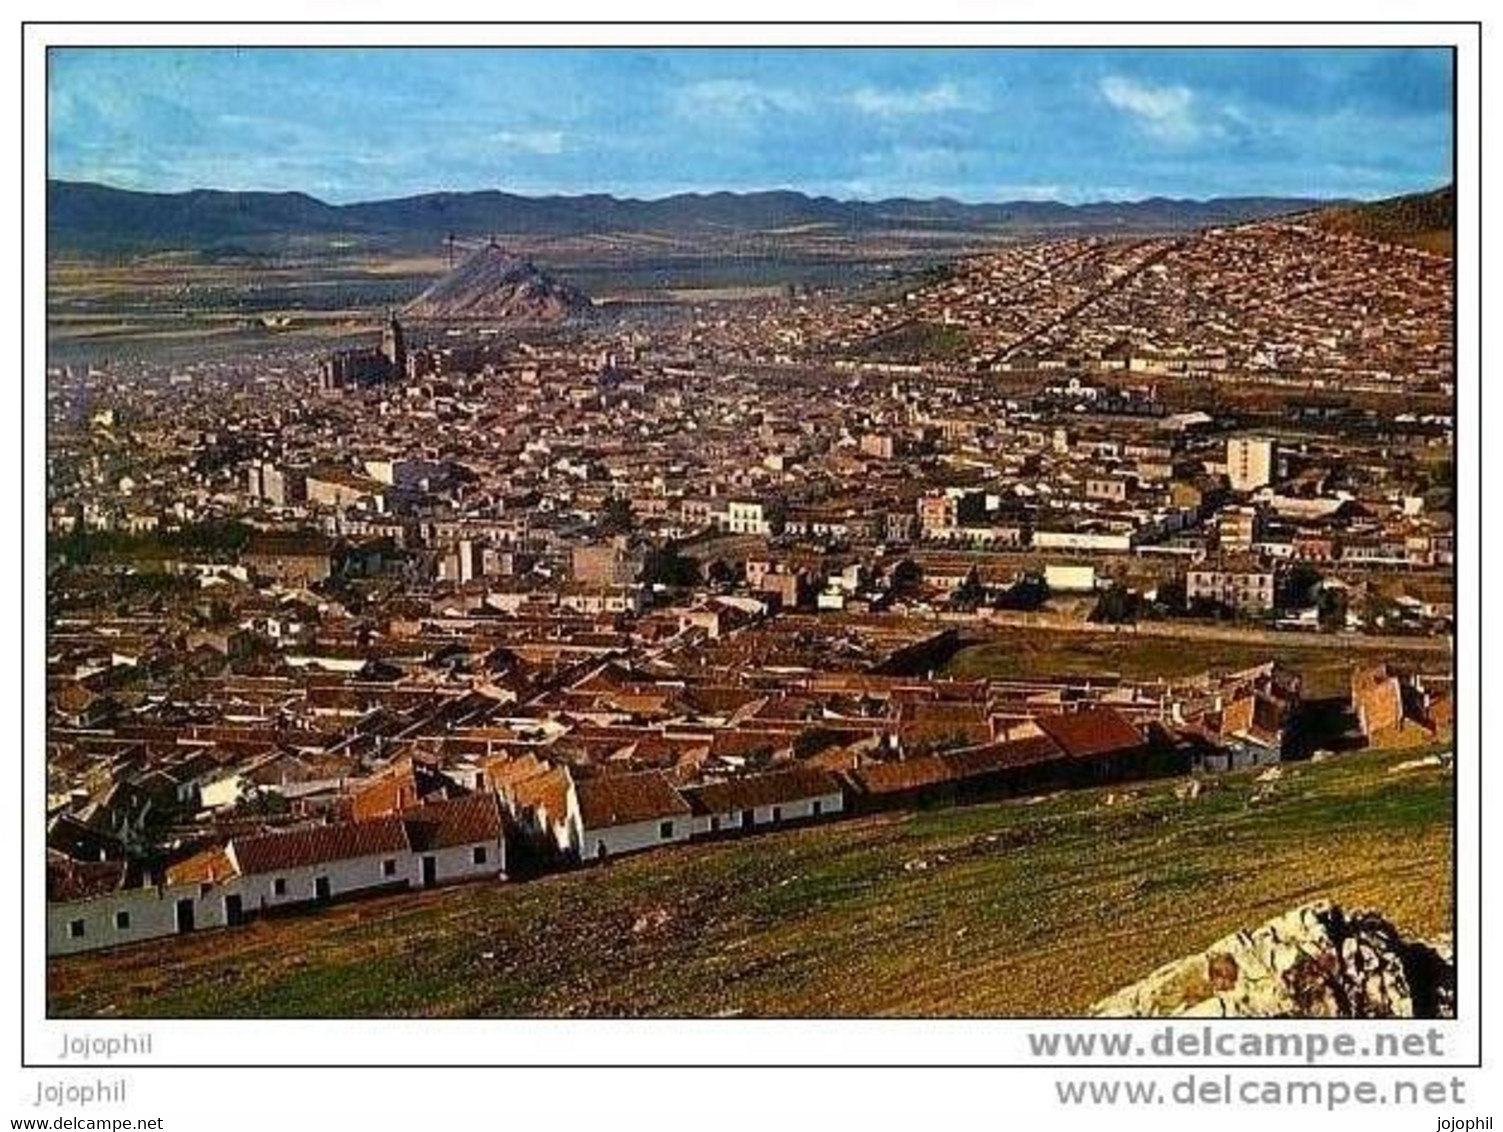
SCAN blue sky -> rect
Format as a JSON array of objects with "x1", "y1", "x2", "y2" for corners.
[{"x1": 48, "y1": 47, "x2": 1453, "y2": 204}]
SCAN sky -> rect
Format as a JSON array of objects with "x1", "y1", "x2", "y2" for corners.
[{"x1": 47, "y1": 46, "x2": 1454, "y2": 205}]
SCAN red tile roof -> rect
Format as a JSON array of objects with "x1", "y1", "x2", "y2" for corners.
[
  {"x1": 482, "y1": 753, "x2": 547, "y2": 790},
  {"x1": 1034, "y1": 708, "x2": 1145, "y2": 759},
  {"x1": 709, "y1": 728, "x2": 797, "y2": 758},
  {"x1": 684, "y1": 765, "x2": 843, "y2": 815},
  {"x1": 941, "y1": 733, "x2": 1065, "y2": 776},
  {"x1": 231, "y1": 816, "x2": 410, "y2": 876},
  {"x1": 350, "y1": 763, "x2": 422, "y2": 820},
  {"x1": 509, "y1": 765, "x2": 574, "y2": 824},
  {"x1": 350, "y1": 758, "x2": 460, "y2": 820},
  {"x1": 403, "y1": 792, "x2": 503, "y2": 852},
  {"x1": 847, "y1": 755, "x2": 956, "y2": 795},
  {"x1": 575, "y1": 771, "x2": 691, "y2": 829},
  {"x1": 165, "y1": 846, "x2": 237, "y2": 886}
]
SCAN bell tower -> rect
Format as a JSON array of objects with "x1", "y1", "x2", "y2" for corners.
[{"x1": 380, "y1": 311, "x2": 407, "y2": 377}]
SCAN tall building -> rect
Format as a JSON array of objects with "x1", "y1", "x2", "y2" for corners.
[
  {"x1": 1227, "y1": 437, "x2": 1276, "y2": 492},
  {"x1": 1218, "y1": 505, "x2": 1262, "y2": 552},
  {"x1": 321, "y1": 315, "x2": 408, "y2": 391},
  {"x1": 381, "y1": 313, "x2": 407, "y2": 375},
  {"x1": 440, "y1": 538, "x2": 484, "y2": 585},
  {"x1": 245, "y1": 460, "x2": 302, "y2": 506}
]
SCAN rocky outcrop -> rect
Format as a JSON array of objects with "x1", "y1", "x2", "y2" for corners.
[
  {"x1": 1092, "y1": 902, "x2": 1454, "y2": 1018},
  {"x1": 404, "y1": 242, "x2": 592, "y2": 322}
]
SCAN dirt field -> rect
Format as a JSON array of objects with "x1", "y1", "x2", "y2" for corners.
[{"x1": 47, "y1": 746, "x2": 1452, "y2": 1019}]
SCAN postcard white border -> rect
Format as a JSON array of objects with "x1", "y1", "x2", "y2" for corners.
[{"x1": 12, "y1": 13, "x2": 1486, "y2": 1081}]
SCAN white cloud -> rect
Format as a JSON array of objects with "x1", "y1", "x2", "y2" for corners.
[
  {"x1": 677, "y1": 79, "x2": 970, "y2": 127},
  {"x1": 989, "y1": 182, "x2": 1068, "y2": 202},
  {"x1": 491, "y1": 129, "x2": 565, "y2": 155},
  {"x1": 1099, "y1": 75, "x2": 1199, "y2": 143},
  {"x1": 844, "y1": 82, "x2": 971, "y2": 118},
  {"x1": 674, "y1": 79, "x2": 806, "y2": 121}
]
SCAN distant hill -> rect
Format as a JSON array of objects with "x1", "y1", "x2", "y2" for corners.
[
  {"x1": 47, "y1": 180, "x2": 350, "y2": 249},
  {"x1": 47, "y1": 179, "x2": 1336, "y2": 254},
  {"x1": 1313, "y1": 184, "x2": 1454, "y2": 255},
  {"x1": 404, "y1": 242, "x2": 592, "y2": 322}
]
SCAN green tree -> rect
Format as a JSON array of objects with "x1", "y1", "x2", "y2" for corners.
[
  {"x1": 997, "y1": 572, "x2": 1048, "y2": 611},
  {"x1": 1283, "y1": 563, "x2": 1324, "y2": 608},
  {"x1": 1090, "y1": 584, "x2": 1140, "y2": 624},
  {"x1": 641, "y1": 542, "x2": 701, "y2": 588},
  {"x1": 888, "y1": 559, "x2": 923, "y2": 597},
  {"x1": 597, "y1": 496, "x2": 634, "y2": 536}
]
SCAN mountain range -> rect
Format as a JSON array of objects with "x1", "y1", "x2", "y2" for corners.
[{"x1": 47, "y1": 179, "x2": 1340, "y2": 254}]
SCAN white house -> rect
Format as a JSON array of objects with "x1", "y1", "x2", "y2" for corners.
[
  {"x1": 1044, "y1": 563, "x2": 1098, "y2": 593},
  {"x1": 47, "y1": 794, "x2": 506, "y2": 957},
  {"x1": 682, "y1": 765, "x2": 845, "y2": 836},
  {"x1": 48, "y1": 880, "x2": 230, "y2": 959},
  {"x1": 209, "y1": 816, "x2": 417, "y2": 917},
  {"x1": 720, "y1": 500, "x2": 777, "y2": 536},
  {"x1": 574, "y1": 771, "x2": 693, "y2": 861},
  {"x1": 391, "y1": 793, "x2": 507, "y2": 888}
]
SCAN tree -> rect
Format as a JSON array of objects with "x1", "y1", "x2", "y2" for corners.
[
  {"x1": 234, "y1": 786, "x2": 289, "y2": 818},
  {"x1": 1188, "y1": 595, "x2": 1234, "y2": 622},
  {"x1": 949, "y1": 569, "x2": 984, "y2": 612},
  {"x1": 1154, "y1": 576, "x2": 1187, "y2": 615},
  {"x1": 597, "y1": 496, "x2": 634, "y2": 536},
  {"x1": 641, "y1": 541, "x2": 701, "y2": 588},
  {"x1": 1359, "y1": 592, "x2": 1402, "y2": 632},
  {"x1": 997, "y1": 572, "x2": 1048, "y2": 611},
  {"x1": 1283, "y1": 563, "x2": 1324, "y2": 608},
  {"x1": 1318, "y1": 587, "x2": 1348, "y2": 631},
  {"x1": 1090, "y1": 584, "x2": 1140, "y2": 624},
  {"x1": 888, "y1": 558, "x2": 923, "y2": 597},
  {"x1": 704, "y1": 558, "x2": 737, "y2": 588}
]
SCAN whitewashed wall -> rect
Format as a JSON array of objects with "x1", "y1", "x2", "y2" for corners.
[
  {"x1": 232, "y1": 849, "x2": 418, "y2": 915},
  {"x1": 418, "y1": 839, "x2": 505, "y2": 885},
  {"x1": 580, "y1": 814, "x2": 690, "y2": 861},
  {"x1": 47, "y1": 833, "x2": 506, "y2": 957},
  {"x1": 47, "y1": 883, "x2": 210, "y2": 957},
  {"x1": 690, "y1": 791, "x2": 844, "y2": 836}
]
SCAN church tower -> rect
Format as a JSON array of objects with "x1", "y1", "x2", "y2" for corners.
[{"x1": 380, "y1": 311, "x2": 407, "y2": 377}]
